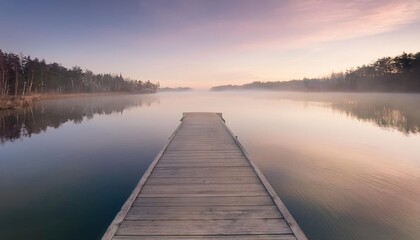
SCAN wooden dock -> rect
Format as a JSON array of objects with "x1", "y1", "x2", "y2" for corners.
[{"x1": 103, "y1": 112, "x2": 307, "y2": 240}]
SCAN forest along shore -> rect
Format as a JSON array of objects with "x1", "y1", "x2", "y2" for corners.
[
  {"x1": 211, "y1": 52, "x2": 420, "y2": 92},
  {"x1": 0, "y1": 49, "x2": 159, "y2": 110}
]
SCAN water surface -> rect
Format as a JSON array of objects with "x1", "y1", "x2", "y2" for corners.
[{"x1": 1, "y1": 92, "x2": 419, "y2": 240}]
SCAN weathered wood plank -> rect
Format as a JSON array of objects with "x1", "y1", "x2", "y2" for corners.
[
  {"x1": 138, "y1": 192, "x2": 267, "y2": 198},
  {"x1": 153, "y1": 166, "x2": 253, "y2": 172},
  {"x1": 113, "y1": 235, "x2": 297, "y2": 240},
  {"x1": 128, "y1": 205, "x2": 279, "y2": 213},
  {"x1": 141, "y1": 183, "x2": 265, "y2": 193},
  {"x1": 126, "y1": 205, "x2": 282, "y2": 220},
  {"x1": 160, "y1": 155, "x2": 246, "y2": 158},
  {"x1": 146, "y1": 177, "x2": 261, "y2": 185},
  {"x1": 156, "y1": 162, "x2": 250, "y2": 168},
  {"x1": 153, "y1": 167, "x2": 253, "y2": 174},
  {"x1": 133, "y1": 196, "x2": 274, "y2": 207},
  {"x1": 115, "y1": 219, "x2": 293, "y2": 236},
  {"x1": 150, "y1": 172, "x2": 256, "y2": 178},
  {"x1": 150, "y1": 167, "x2": 256, "y2": 178},
  {"x1": 166, "y1": 145, "x2": 240, "y2": 148},
  {"x1": 159, "y1": 158, "x2": 248, "y2": 163}
]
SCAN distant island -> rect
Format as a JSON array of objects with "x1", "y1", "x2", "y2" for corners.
[
  {"x1": 211, "y1": 52, "x2": 420, "y2": 92},
  {"x1": 0, "y1": 49, "x2": 159, "y2": 110},
  {"x1": 158, "y1": 87, "x2": 192, "y2": 92}
]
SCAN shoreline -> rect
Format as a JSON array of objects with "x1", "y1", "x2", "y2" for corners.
[{"x1": 0, "y1": 92, "x2": 150, "y2": 111}]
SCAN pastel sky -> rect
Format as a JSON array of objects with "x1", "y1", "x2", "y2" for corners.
[{"x1": 1, "y1": 0, "x2": 420, "y2": 88}]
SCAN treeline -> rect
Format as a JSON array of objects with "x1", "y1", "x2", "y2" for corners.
[
  {"x1": 211, "y1": 52, "x2": 420, "y2": 92},
  {"x1": 0, "y1": 49, "x2": 159, "y2": 97}
]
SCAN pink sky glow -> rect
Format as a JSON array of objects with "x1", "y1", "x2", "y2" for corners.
[{"x1": 2, "y1": 0, "x2": 420, "y2": 89}]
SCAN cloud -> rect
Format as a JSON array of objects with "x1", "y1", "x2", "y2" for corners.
[
  {"x1": 234, "y1": 0, "x2": 420, "y2": 50},
  {"x1": 136, "y1": 0, "x2": 420, "y2": 52}
]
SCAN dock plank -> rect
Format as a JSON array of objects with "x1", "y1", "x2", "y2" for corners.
[
  {"x1": 126, "y1": 205, "x2": 282, "y2": 220},
  {"x1": 103, "y1": 112, "x2": 307, "y2": 240},
  {"x1": 133, "y1": 196, "x2": 275, "y2": 207},
  {"x1": 156, "y1": 162, "x2": 250, "y2": 167},
  {"x1": 146, "y1": 177, "x2": 261, "y2": 185},
  {"x1": 114, "y1": 236, "x2": 297, "y2": 240},
  {"x1": 141, "y1": 183, "x2": 265, "y2": 192},
  {"x1": 116, "y1": 219, "x2": 292, "y2": 236}
]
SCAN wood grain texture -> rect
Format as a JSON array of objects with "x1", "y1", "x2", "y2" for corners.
[
  {"x1": 126, "y1": 205, "x2": 282, "y2": 220},
  {"x1": 116, "y1": 219, "x2": 292, "y2": 235},
  {"x1": 103, "y1": 112, "x2": 306, "y2": 240},
  {"x1": 146, "y1": 177, "x2": 261, "y2": 185},
  {"x1": 133, "y1": 196, "x2": 275, "y2": 207},
  {"x1": 114, "y1": 236, "x2": 297, "y2": 240}
]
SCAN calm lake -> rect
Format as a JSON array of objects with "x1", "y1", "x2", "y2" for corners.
[{"x1": 1, "y1": 92, "x2": 419, "y2": 240}]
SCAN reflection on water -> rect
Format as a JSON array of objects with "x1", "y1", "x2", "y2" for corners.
[
  {"x1": 0, "y1": 94, "x2": 163, "y2": 240},
  {"x1": 330, "y1": 94, "x2": 420, "y2": 134},
  {"x1": 0, "y1": 92, "x2": 419, "y2": 240},
  {"x1": 266, "y1": 92, "x2": 420, "y2": 135},
  {"x1": 0, "y1": 94, "x2": 159, "y2": 143},
  {"x1": 1, "y1": 93, "x2": 419, "y2": 143},
  {"x1": 335, "y1": 101, "x2": 415, "y2": 133}
]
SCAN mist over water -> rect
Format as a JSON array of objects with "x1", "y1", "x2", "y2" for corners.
[{"x1": 1, "y1": 92, "x2": 419, "y2": 240}]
